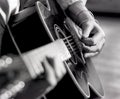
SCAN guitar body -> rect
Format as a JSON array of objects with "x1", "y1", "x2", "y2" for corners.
[
  {"x1": 0, "y1": 0, "x2": 104, "y2": 99},
  {"x1": 35, "y1": 0, "x2": 104, "y2": 99}
]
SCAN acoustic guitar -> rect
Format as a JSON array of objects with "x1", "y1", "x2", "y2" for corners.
[{"x1": 0, "y1": 0, "x2": 104, "y2": 99}]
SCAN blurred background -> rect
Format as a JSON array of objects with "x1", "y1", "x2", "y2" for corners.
[
  {"x1": 86, "y1": 0, "x2": 120, "y2": 99},
  {"x1": 87, "y1": 0, "x2": 120, "y2": 13}
]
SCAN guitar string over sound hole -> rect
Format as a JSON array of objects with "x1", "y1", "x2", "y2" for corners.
[{"x1": 54, "y1": 24, "x2": 80, "y2": 65}]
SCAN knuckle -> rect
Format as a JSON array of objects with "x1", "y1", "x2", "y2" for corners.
[
  {"x1": 97, "y1": 42, "x2": 104, "y2": 52},
  {"x1": 101, "y1": 31, "x2": 105, "y2": 38},
  {"x1": 63, "y1": 68, "x2": 67, "y2": 75},
  {"x1": 85, "y1": 21, "x2": 92, "y2": 26},
  {"x1": 99, "y1": 28, "x2": 105, "y2": 38},
  {"x1": 57, "y1": 69, "x2": 65, "y2": 79},
  {"x1": 95, "y1": 44, "x2": 100, "y2": 52},
  {"x1": 49, "y1": 79, "x2": 57, "y2": 87},
  {"x1": 56, "y1": 72, "x2": 62, "y2": 79},
  {"x1": 92, "y1": 39, "x2": 96, "y2": 45},
  {"x1": 97, "y1": 47, "x2": 101, "y2": 52},
  {"x1": 82, "y1": 21, "x2": 90, "y2": 27}
]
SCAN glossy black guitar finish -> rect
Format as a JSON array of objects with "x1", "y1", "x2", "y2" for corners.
[
  {"x1": 36, "y1": 0, "x2": 104, "y2": 98},
  {"x1": 0, "y1": 0, "x2": 104, "y2": 99}
]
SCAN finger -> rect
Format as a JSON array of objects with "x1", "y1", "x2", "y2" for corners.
[
  {"x1": 82, "y1": 22, "x2": 94, "y2": 38},
  {"x1": 92, "y1": 25, "x2": 105, "y2": 45},
  {"x1": 42, "y1": 58, "x2": 57, "y2": 87},
  {"x1": 46, "y1": 56, "x2": 63, "y2": 80},
  {"x1": 39, "y1": 63, "x2": 44, "y2": 74},
  {"x1": 76, "y1": 25, "x2": 82, "y2": 39},
  {"x1": 34, "y1": 57, "x2": 44, "y2": 75},
  {"x1": 31, "y1": 56, "x2": 43, "y2": 76},
  {"x1": 81, "y1": 37, "x2": 95, "y2": 46},
  {"x1": 97, "y1": 38, "x2": 105, "y2": 52},
  {"x1": 81, "y1": 24, "x2": 105, "y2": 46},
  {"x1": 84, "y1": 52, "x2": 99, "y2": 58},
  {"x1": 83, "y1": 38, "x2": 105, "y2": 53},
  {"x1": 52, "y1": 56, "x2": 66, "y2": 80}
]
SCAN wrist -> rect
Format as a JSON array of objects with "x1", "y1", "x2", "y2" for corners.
[
  {"x1": 65, "y1": 1, "x2": 95, "y2": 26},
  {"x1": 56, "y1": 0, "x2": 80, "y2": 10},
  {"x1": 77, "y1": 10, "x2": 95, "y2": 27}
]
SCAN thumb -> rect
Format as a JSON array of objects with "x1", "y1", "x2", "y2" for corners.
[
  {"x1": 82, "y1": 24, "x2": 93, "y2": 38},
  {"x1": 42, "y1": 57, "x2": 57, "y2": 87}
]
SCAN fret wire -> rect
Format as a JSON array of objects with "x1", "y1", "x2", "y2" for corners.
[
  {"x1": 63, "y1": 37, "x2": 76, "y2": 46},
  {"x1": 66, "y1": 38, "x2": 74, "y2": 42},
  {"x1": 64, "y1": 40, "x2": 75, "y2": 45},
  {"x1": 70, "y1": 50, "x2": 80, "y2": 54},
  {"x1": 64, "y1": 40, "x2": 80, "y2": 53},
  {"x1": 71, "y1": 44, "x2": 77, "y2": 48},
  {"x1": 64, "y1": 41, "x2": 78, "y2": 50},
  {"x1": 62, "y1": 36, "x2": 82, "y2": 55},
  {"x1": 63, "y1": 37, "x2": 73, "y2": 42},
  {"x1": 68, "y1": 48, "x2": 79, "y2": 55},
  {"x1": 69, "y1": 42, "x2": 76, "y2": 46},
  {"x1": 64, "y1": 42, "x2": 78, "y2": 51},
  {"x1": 68, "y1": 45, "x2": 78, "y2": 51},
  {"x1": 65, "y1": 44, "x2": 81, "y2": 57},
  {"x1": 67, "y1": 37, "x2": 74, "y2": 40},
  {"x1": 65, "y1": 44, "x2": 80, "y2": 53},
  {"x1": 69, "y1": 50, "x2": 80, "y2": 57},
  {"x1": 63, "y1": 42, "x2": 82, "y2": 58},
  {"x1": 63, "y1": 35, "x2": 72, "y2": 40},
  {"x1": 64, "y1": 39, "x2": 81, "y2": 49},
  {"x1": 68, "y1": 47, "x2": 79, "y2": 54},
  {"x1": 65, "y1": 39, "x2": 76, "y2": 45}
]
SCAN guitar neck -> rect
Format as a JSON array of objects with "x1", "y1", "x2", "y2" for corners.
[
  {"x1": 0, "y1": 39, "x2": 71, "y2": 99},
  {"x1": 1, "y1": 39, "x2": 71, "y2": 80}
]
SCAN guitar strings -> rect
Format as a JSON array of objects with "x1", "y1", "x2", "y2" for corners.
[
  {"x1": 63, "y1": 36, "x2": 80, "y2": 56},
  {"x1": 64, "y1": 42, "x2": 79, "y2": 53},
  {"x1": 63, "y1": 40, "x2": 80, "y2": 54},
  {"x1": 64, "y1": 40, "x2": 78, "y2": 54},
  {"x1": 63, "y1": 36, "x2": 77, "y2": 48},
  {"x1": 63, "y1": 35, "x2": 79, "y2": 48},
  {"x1": 63, "y1": 36, "x2": 80, "y2": 51}
]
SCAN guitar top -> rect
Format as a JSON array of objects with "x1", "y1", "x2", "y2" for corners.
[
  {"x1": 36, "y1": 0, "x2": 104, "y2": 98},
  {"x1": 0, "y1": 0, "x2": 104, "y2": 99}
]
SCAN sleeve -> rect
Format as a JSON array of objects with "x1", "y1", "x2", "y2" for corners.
[
  {"x1": 0, "y1": 0, "x2": 9, "y2": 22},
  {"x1": 0, "y1": 0, "x2": 20, "y2": 23},
  {"x1": 0, "y1": 0, "x2": 20, "y2": 55}
]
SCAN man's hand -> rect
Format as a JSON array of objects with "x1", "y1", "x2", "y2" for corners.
[
  {"x1": 41, "y1": 56, "x2": 66, "y2": 93},
  {"x1": 80, "y1": 20, "x2": 105, "y2": 58},
  {"x1": 22, "y1": 39, "x2": 71, "y2": 95},
  {"x1": 23, "y1": 54, "x2": 67, "y2": 95},
  {"x1": 58, "y1": 0, "x2": 105, "y2": 58}
]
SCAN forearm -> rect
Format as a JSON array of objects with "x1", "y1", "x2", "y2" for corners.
[
  {"x1": 56, "y1": 0, "x2": 94, "y2": 27},
  {"x1": 56, "y1": 0, "x2": 87, "y2": 10}
]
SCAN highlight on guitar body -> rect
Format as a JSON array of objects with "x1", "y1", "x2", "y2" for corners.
[{"x1": 0, "y1": 0, "x2": 104, "y2": 99}]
